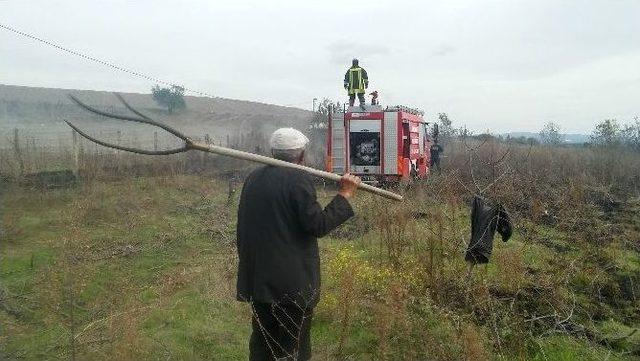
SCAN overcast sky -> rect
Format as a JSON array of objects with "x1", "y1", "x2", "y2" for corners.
[{"x1": 1, "y1": 0, "x2": 639, "y2": 133}]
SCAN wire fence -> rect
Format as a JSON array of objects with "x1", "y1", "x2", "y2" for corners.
[
  {"x1": 0, "y1": 126, "x2": 270, "y2": 179},
  {"x1": 1, "y1": 127, "x2": 183, "y2": 150}
]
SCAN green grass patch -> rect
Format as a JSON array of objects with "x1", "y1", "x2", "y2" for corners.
[
  {"x1": 529, "y1": 335, "x2": 631, "y2": 361},
  {"x1": 2, "y1": 175, "x2": 639, "y2": 360}
]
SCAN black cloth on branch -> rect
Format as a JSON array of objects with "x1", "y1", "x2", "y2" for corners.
[
  {"x1": 236, "y1": 166, "x2": 354, "y2": 306},
  {"x1": 250, "y1": 302, "x2": 313, "y2": 361},
  {"x1": 465, "y1": 196, "x2": 512, "y2": 264}
]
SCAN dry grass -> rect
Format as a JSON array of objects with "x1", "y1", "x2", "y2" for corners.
[
  {"x1": 2, "y1": 137, "x2": 639, "y2": 360},
  {"x1": 318, "y1": 138, "x2": 640, "y2": 360}
]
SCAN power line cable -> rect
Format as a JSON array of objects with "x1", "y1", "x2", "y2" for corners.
[{"x1": 0, "y1": 23, "x2": 216, "y2": 98}]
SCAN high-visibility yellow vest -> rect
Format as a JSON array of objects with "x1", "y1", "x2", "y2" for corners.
[{"x1": 348, "y1": 67, "x2": 366, "y2": 94}]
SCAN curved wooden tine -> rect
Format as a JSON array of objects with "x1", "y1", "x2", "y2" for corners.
[
  {"x1": 64, "y1": 120, "x2": 188, "y2": 155},
  {"x1": 68, "y1": 94, "x2": 189, "y2": 142},
  {"x1": 113, "y1": 92, "x2": 153, "y2": 121}
]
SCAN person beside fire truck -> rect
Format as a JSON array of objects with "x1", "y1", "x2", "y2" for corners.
[
  {"x1": 344, "y1": 58, "x2": 369, "y2": 108},
  {"x1": 430, "y1": 141, "x2": 444, "y2": 173}
]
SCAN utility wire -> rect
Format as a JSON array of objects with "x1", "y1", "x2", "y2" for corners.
[{"x1": 0, "y1": 23, "x2": 216, "y2": 98}]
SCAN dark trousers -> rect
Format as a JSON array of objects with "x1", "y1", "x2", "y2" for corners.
[
  {"x1": 430, "y1": 157, "x2": 441, "y2": 173},
  {"x1": 250, "y1": 303, "x2": 314, "y2": 361},
  {"x1": 349, "y1": 93, "x2": 366, "y2": 106}
]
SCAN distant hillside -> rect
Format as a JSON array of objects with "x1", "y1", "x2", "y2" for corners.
[
  {"x1": 502, "y1": 131, "x2": 589, "y2": 144},
  {"x1": 0, "y1": 84, "x2": 313, "y2": 148}
]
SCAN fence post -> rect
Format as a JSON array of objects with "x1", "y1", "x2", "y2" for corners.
[
  {"x1": 13, "y1": 128, "x2": 24, "y2": 177},
  {"x1": 0, "y1": 195, "x2": 3, "y2": 240},
  {"x1": 154, "y1": 131, "x2": 158, "y2": 151},
  {"x1": 0, "y1": 174, "x2": 4, "y2": 240},
  {"x1": 72, "y1": 129, "x2": 79, "y2": 176},
  {"x1": 116, "y1": 130, "x2": 122, "y2": 172},
  {"x1": 79, "y1": 132, "x2": 84, "y2": 175}
]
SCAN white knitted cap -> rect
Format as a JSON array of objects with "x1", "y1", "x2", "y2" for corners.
[{"x1": 269, "y1": 128, "x2": 310, "y2": 150}]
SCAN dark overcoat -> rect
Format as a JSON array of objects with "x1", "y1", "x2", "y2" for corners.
[{"x1": 236, "y1": 166, "x2": 354, "y2": 306}]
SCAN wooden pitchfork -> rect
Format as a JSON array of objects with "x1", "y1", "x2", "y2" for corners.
[{"x1": 65, "y1": 93, "x2": 404, "y2": 201}]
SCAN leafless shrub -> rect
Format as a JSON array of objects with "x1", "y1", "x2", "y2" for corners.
[{"x1": 344, "y1": 136, "x2": 640, "y2": 359}]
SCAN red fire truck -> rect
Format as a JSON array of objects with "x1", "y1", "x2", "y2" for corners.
[{"x1": 327, "y1": 104, "x2": 433, "y2": 184}]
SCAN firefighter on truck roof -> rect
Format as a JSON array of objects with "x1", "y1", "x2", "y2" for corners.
[{"x1": 344, "y1": 58, "x2": 369, "y2": 108}]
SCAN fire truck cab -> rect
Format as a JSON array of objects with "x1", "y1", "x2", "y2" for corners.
[{"x1": 327, "y1": 104, "x2": 433, "y2": 184}]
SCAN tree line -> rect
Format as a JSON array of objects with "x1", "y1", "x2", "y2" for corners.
[{"x1": 435, "y1": 111, "x2": 640, "y2": 151}]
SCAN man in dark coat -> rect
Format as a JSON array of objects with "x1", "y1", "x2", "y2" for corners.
[{"x1": 236, "y1": 128, "x2": 361, "y2": 361}]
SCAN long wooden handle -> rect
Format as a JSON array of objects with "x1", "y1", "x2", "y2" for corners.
[{"x1": 189, "y1": 141, "x2": 404, "y2": 201}]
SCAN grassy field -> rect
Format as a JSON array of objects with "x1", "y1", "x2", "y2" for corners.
[{"x1": 1, "y1": 171, "x2": 639, "y2": 360}]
